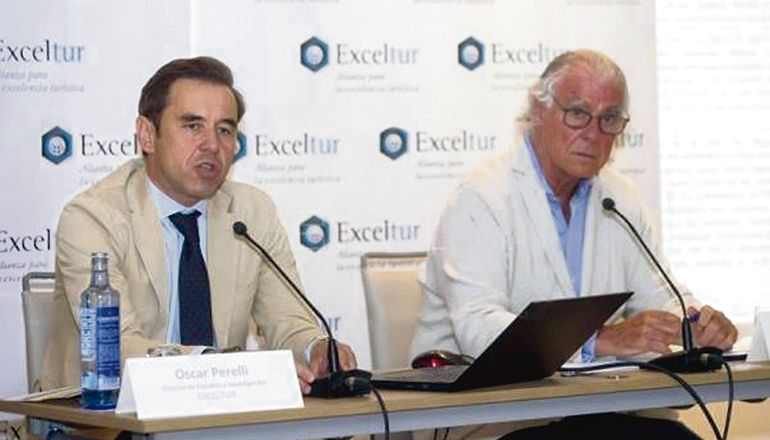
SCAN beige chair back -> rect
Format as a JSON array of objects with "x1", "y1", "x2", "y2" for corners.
[
  {"x1": 21, "y1": 272, "x2": 60, "y2": 392},
  {"x1": 360, "y1": 252, "x2": 427, "y2": 370}
]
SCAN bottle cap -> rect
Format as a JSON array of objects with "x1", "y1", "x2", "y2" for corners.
[{"x1": 91, "y1": 252, "x2": 109, "y2": 271}]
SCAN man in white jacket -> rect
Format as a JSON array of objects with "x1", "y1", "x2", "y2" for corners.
[{"x1": 411, "y1": 49, "x2": 737, "y2": 439}]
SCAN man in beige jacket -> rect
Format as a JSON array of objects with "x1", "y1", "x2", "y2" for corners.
[{"x1": 40, "y1": 56, "x2": 355, "y2": 393}]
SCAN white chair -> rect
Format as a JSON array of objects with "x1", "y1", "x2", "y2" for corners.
[
  {"x1": 360, "y1": 252, "x2": 427, "y2": 370},
  {"x1": 21, "y1": 271, "x2": 60, "y2": 393},
  {"x1": 21, "y1": 271, "x2": 81, "y2": 438},
  {"x1": 361, "y1": 252, "x2": 427, "y2": 440}
]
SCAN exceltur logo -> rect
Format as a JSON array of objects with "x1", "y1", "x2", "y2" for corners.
[
  {"x1": 255, "y1": 132, "x2": 339, "y2": 156},
  {"x1": 41, "y1": 126, "x2": 139, "y2": 165},
  {"x1": 457, "y1": 37, "x2": 564, "y2": 69},
  {"x1": 42, "y1": 126, "x2": 73, "y2": 164},
  {"x1": 458, "y1": 37, "x2": 484, "y2": 71},
  {"x1": 300, "y1": 36, "x2": 419, "y2": 72},
  {"x1": 337, "y1": 219, "x2": 420, "y2": 244},
  {"x1": 300, "y1": 37, "x2": 329, "y2": 72},
  {"x1": 234, "y1": 131, "x2": 248, "y2": 163},
  {"x1": 0, "y1": 38, "x2": 85, "y2": 63},
  {"x1": 490, "y1": 42, "x2": 564, "y2": 65},
  {"x1": 0, "y1": 228, "x2": 51, "y2": 253},
  {"x1": 300, "y1": 216, "x2": 330, "y2": 252},
  {"x1": 300, "y1": 215, "x2": 421, "y2": 251},
  {"x1": 380, "y1": 127, "x2": 408, "y2": 160},
  {"x1": 379, "y1": 127, "x2": 497, "y2": 160}
]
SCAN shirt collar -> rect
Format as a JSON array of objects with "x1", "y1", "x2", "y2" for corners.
[
  {"x1": 147, "y1": 179, "x2": 208, "y2": 219},
  {"x1": 524, "y1": 133, "x2": 592, "y2": 203}
]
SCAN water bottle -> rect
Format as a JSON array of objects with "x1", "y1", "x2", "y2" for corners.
[{"x1": 80, "y1": 252, "x2": 120, "y2": 409}]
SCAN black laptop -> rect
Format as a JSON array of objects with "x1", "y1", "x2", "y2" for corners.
[{"x1": 371, "y1": 292, "x2": 633, "y2": 391}]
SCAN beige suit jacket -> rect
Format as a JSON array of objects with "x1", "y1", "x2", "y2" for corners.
[{"x1": 40, "y1": 159, "x2": 322, "y2": 390}]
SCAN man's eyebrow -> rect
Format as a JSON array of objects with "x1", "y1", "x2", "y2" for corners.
[
  {"x1": 177, "y1": 113, "x2": 238, "y2": 129},
  {"x1": 562, "y1": 98, "x2": 590, "y2": 110},
  {"x1": 599, "y1": 106, "x2": 623, "y2": 115},
  {"x1": 219, "y1": 118, "x2": 238, "y2": 129},
  {"x1": 179, "y1": 113, "x2": 205, "y2": 123},
  {"x1": 564, "y1": 99, "x2": 622, "y2": 115}
]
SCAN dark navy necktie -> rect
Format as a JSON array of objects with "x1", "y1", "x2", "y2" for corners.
[{"x1": 169, "y1": 210, "x2": 214, "y2": 346}]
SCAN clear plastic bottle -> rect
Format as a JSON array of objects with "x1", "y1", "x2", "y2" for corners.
[{"x1": 80, "y1": 252, "x2": 120, "y2": 409}]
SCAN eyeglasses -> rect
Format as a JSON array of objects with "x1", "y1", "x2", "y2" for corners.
[{"x1": 551, "y1": 97, "x2": 629, "y2": 135}]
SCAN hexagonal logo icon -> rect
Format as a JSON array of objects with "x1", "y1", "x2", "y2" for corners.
[
  {"x1": 379, "y1": 127, "x2": 408, "y2": 161},
  {"x1": 458, "y1": 37, "x2": 484, "y2": 71},
  {"x1": 300, "y1": 215, "x2": 330, "y2": 252},
  {"x1": 301, "y1": 37, "x2": 329, "y2": 72},
  {"x1": 233, "y1": 131, "x2": 247, "y2": 163},
  {"x1": 42, "y1": 126, "x2": 73, "y2": 165}
]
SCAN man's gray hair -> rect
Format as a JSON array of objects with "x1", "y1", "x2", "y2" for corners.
[{"x1": 519, "y1": 49, "x2": 629, "y2": 126}]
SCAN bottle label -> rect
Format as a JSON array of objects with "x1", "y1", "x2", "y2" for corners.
[
  {"x1": 80, "y1": 307, "x2": 97, "y2": 390},
  {"x1": 80, "y1": 308, "x2": 97, "y2": 360},
  {"x1": 95, "y1": 306, "x2": 120, "y2": 390}
]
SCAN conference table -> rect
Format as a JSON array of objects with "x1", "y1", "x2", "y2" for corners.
[{"x1": 1, "y1": 362, "x2": 769, "y2": 440}]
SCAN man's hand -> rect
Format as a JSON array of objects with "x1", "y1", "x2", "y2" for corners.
[
  {"x1": 309, "y1": 339, "x2": 357, "y2": 376},
  {"x1": 295, "y1": 339, "x2": 358, "y2": 395},
  {"x1": 595, "y1": 310, "x2": 681, "y2": 357},
  {"x1": 295, "y1": 361, "x2": 316, "y2": 395},
  {"x1": 689, "y1": 305, "x2": 738, "y2": 350}
]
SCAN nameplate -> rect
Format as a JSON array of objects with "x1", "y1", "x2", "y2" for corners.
[
  {"x1": 115, "y1": 350, "x2": 303, "y2": 419},
  {"x1": 748, "y1": 309, "x2": 770, "y2": 362}
]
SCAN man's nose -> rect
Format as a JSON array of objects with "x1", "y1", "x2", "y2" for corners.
[
  {"x1": 198, "y1": 129, "x2": 220, "y2": 152},
  {"x1": 581, "y1": 118, "x2": 604, "y2": 140}
]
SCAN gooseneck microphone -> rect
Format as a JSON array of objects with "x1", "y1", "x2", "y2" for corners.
[
  {"x1": 232, "y1": 221, "x2": 372, "y2": 398},
  {"x1": 601, "y1": 197, "x2": 722, "y2": 373}
]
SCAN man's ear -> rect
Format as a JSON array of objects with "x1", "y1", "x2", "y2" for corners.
[{"x1": 136, "y1": 116, "x2": 157, "y2": 155}]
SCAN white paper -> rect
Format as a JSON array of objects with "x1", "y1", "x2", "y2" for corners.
[
  {"x1": 560, "y1": 359, "x2": 639, "y2": 375},
  {"x1": 115, "y1": 350, "x2": 303, "y2": 419},
  {"x1": 6, "y1": 386, "x2": 81, "y2": 402},
  {"x1": 748, "y1": 310, "x2": 770, "y2": 362}
]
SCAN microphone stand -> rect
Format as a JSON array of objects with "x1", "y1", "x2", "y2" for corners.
[
  {"x1": 233, "y1": 222, "x2": 372, "y2": 397},
  {"x1": 602, "y1": 198, "x2": 722, "y2": 373}
]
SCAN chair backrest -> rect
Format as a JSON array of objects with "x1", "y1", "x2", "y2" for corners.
[
  {"x1": 21, "y1": 272, "x2": 60, "y2": 392},
  {"x1": 360, "y1": 252, "x2": 427, "y2": 370}
]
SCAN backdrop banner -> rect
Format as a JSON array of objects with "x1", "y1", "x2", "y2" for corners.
[{"x1": 0, "y1": 0, "x2": 656, "y2": 400}]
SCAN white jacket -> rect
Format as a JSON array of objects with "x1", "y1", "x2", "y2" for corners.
[{"x1": 411, "y1": 138, "x2": 692, "y2": 359}]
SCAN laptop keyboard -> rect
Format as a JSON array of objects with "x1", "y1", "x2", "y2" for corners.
[{"x1": 374, "y1": 365, "x2": 467, "y2": 383}]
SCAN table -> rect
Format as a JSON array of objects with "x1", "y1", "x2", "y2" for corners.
[{"x1": 2, "y1": 362, "x2": 769, "y2": 440}]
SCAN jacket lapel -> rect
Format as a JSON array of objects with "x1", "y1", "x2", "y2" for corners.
[
  {"x1": 512, "y1": 144, "x2": 574, "y2": 295},
  {"x1": 126, "y1": 162, "x2": 170, "y2": 324},
  {"x1": 580, "y1": 181, "x2": 601, "y2": 296},
  {"x1": 207, "y1": 188, "x2": 238, "y2": 347}
]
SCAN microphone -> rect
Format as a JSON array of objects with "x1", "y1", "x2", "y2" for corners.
[
  {"x1": 232, "y1": 221, "x2": 372, "y2": 398},
  {"x1": 601, "y1": 197, "x2": 722, "y2": 373}
]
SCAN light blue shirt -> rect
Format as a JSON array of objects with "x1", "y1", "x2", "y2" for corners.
[
  {"x1": 525, "y1": 136, "x2": 596, "y2": 362},
  {"x1": 147, "y1": 181, "x2": 211, "y2": 346},
  {"x1": 147, "y1": 181, "x2": 318, "y2": 359}
]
